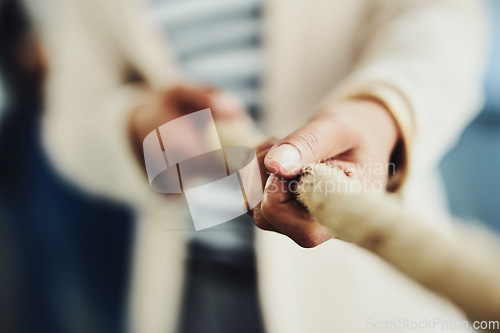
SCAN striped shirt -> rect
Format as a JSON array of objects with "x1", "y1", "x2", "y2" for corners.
[{"x1": 150, "y1": 0, "x2": 263, "y2": 118}]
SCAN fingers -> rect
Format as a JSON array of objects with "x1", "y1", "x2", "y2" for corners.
[
  {"x1": 209, "y1": 91, "x2": 249, "y2": 121},
  {"x1": 164, "y1": 86, "x2": 249, "y2": 121},
  {"x1": 258, "y1": 175, "x2": 332, "y2": 248},
  {"x1": 253, "y1": 136, "x2": 332, "y2": 247},
  {"x1": 252, "y1": 138, "x2": 282, "y2": 232},
  {"x1": 255, "y1": 138, "x2": 280, "y2": 187},
  {"x1": 264, "y1": 112, "x2": 356, "y2": 178},
  {"x1": 164, "y1": 86, "x2": 213, "y2": 115},
  {"x1": 253, "y1": 204, "x2": 278, "y2": 232}
]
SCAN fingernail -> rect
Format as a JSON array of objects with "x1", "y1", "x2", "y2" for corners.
[{"x1": 266, "y1": 144, "x2": 302, "y2": 176}]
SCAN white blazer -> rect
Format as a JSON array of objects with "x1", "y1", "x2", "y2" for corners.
[{"x1": 24, "y1": 0, "x2": 489, "y2": 332}]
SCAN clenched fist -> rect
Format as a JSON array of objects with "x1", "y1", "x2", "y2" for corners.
[{"x1": 253, "y1": 98, "x2": 401, "y2": 248}]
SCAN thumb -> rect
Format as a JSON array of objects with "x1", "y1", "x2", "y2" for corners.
[{"x1": 264, "y1": 117, "x2": 353, "y2": 178}]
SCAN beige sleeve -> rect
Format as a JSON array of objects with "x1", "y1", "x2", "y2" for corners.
[
  {"x1": 24, "y1": 0, "x2": 180, "y2": 206},
  {"x1": 320, "y1": 0, "x2": 489, "y2": 192}
]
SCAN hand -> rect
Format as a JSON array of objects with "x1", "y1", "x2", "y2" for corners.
[
  {"x1": 130, "y1": 85, "x2": 250, "y2": 145},
  {"x1": 129, "y1": 85, "x2": 251, "y2": 192},
  {"x1": 253, "y1": 98, "x2": 400, "y2": 248},
  {"x1": 129, "y1": 84, "x2": 251, "y2": 161}
]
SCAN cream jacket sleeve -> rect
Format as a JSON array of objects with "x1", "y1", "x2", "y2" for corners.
[
  {"x1": 24, "y1": 0, "x2": 179, "y2": 207},
  {"x1": 323, "y1": 0, "x2": 489, "y2": 191}
]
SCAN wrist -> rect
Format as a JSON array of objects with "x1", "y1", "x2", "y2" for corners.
[
  {"x1": 351, "y1": 96, "x2": 405, "y2": 192},
  {"x1": 354, "y1": 97, "x2": 400, "y2": 154},
  {"x1": 325, "y1": 98, "x2": 400, "y2": 159},
  {"x1": 317, "y1": 98, "x2": 401, "y2": 189},
  {"x1": 320, "y1": 81, "x2": 413, "y2": 192}
]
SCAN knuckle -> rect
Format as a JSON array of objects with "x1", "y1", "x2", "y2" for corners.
[
  {"x1": 254, "y1": 216, "x2": 265, "y2": 229},
  {"x1": 253, "y1": 207, "x2": 265, "y2": 227},
  {"x1": 168, "y1": 86, "x2": 182, "y2": 95},
  {"x1": 297, "y1": 239, "x2": 320, "y2": 249},
  {"x1": 295, "y1": 129, "x2": 320, "y2": 159},
  {"x1": 260, "y1": 200, "x2": 274, "y2": 220},
  {"x1": 255, "y1": 220, "x2": 272, "y2": 231},
  {"x1": 253, "y1": 211, "x2": 272, "y2": 231},
  {"x1": 296, "y1": 232, "x2": 322, "y2": 248}
]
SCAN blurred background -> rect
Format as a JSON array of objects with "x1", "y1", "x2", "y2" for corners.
[
  {"x1": 0, "y1": 0, "x2": 499, "y2": 332},
  {"x1": 440, "y1": 0, "x2": 500, "y2": 233},
  {"x1": 0, "y1": 1, "x2": 133, "y2": 332}
]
